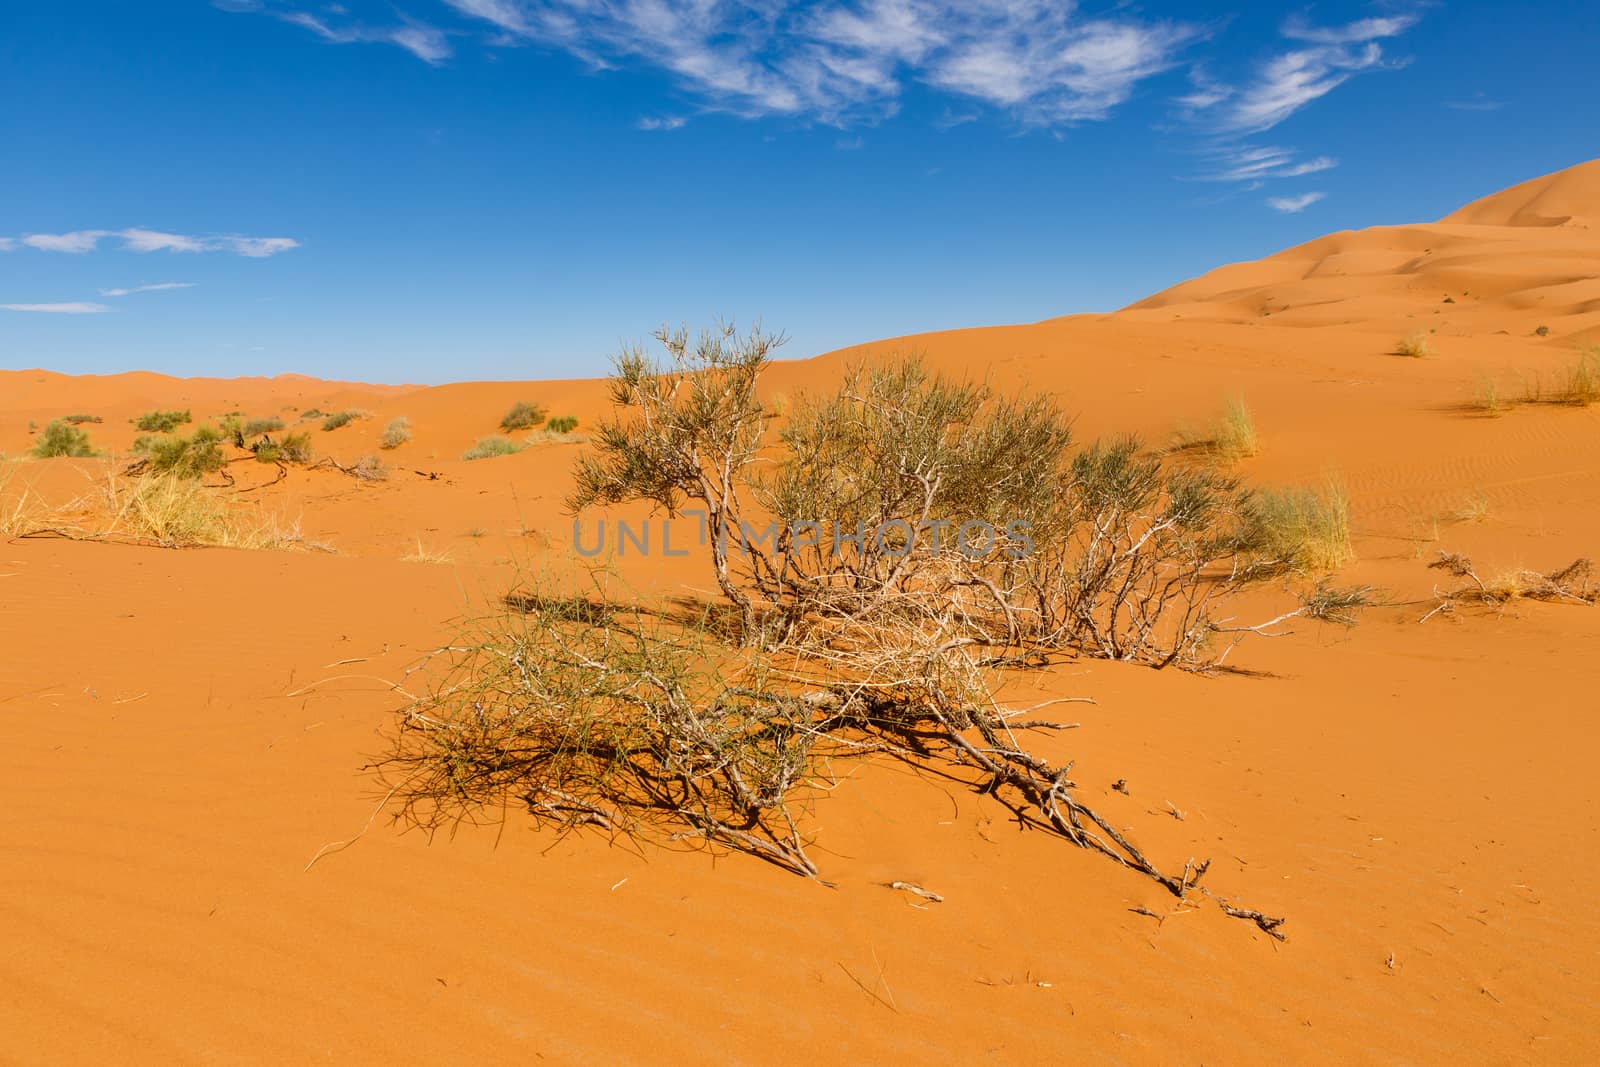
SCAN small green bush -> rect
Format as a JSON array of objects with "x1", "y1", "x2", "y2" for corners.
[
  {"x1": 62, "y1": 414, "x2": 102, "y2": 425},
  {"x1": 380, "y1": 416, "x2": 412, "y2": 449},
  {"x1": 546, "y1": 415, "x2": 579, "y2": 434},
  {"x1": 463, "y1": 435, "x2": 526, "y2": 461},
  {"x1": 500, "y1": 401, "x2": 547, "y2": 432},
  {"x1": 33, "y1": 420, "x2": 96, "y2": 458},
  {"x1": 301, "y1": 408, "x2": 325, "y2": 420},
  {"x1": 137, "y1": 425, "x2": 227, "y2": 478},
  {"x1": 133, "y1": 408, "x2": 192, "y2": 433},
  {"x1": 243, "y1": 416, "x2": 285, "y2": 436},
  {"x1": 278, "y1": 432, "x2": 314, "y2": 464},
  {"x1": 1241, "y1": 482, "x2": 1352, "y2": 571},
  {"x1": 322, "y1": 410, "x2": 363, "y2": 432}
]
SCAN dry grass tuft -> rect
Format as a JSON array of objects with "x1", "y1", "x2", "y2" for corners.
[
  {"x1": 1395, "y1": 333, "x2": 1433, "y2": 358},
  {"x1": 1170, "y1": 396, "x2": 1259, "y2": 461},
  {"x1": 1241, "y1": 480, "x2": 1353, "y2": 571},
  {"x1": 1422, "y1": 551, "x2": 1594, "y2": 620},
  {"x1": 380, "y1": 416, "x2": 412, "y2": 449}
]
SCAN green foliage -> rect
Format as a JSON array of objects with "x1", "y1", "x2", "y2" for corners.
[
  {"x1": 132, "y1": 408, "x2": 192, "y2": 433},
  {"x1": 277, "y1": 432, "x2": 314, "y2": 464},
  {"x1": 546, "y1": 415, "x2": 579, "y2": 434},
  {"x1": 500, "y1": 401, "x2": 547, "y2": 432},
  {"x1": 463, "y1": 434, "x2": 525, "y2": 460},
  {"x1": 136, "y1": 425, "x2": 228, "y2": 478},
  {"x1": 322, "y1": 410, "x2": 363, "y2": 431},
  {"x1": 33, "y1": 420, "x2": 96, "y2": 458},
  {"x1": 62, "y1": 414, "x2": 102, "y2": 425},
  {"x1": 243, "y1": 416, "x2": 285, "y2": 436}
]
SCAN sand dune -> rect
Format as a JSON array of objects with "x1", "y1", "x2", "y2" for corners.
[{"x1": 3, "y1": 159, "x2": 1599, "y2": 1063}]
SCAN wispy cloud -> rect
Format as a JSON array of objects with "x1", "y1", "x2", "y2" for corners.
[
  {"x1": 1198, "y1": 144, "x2": 1337, "y2": 182},
  {"x1": 1267, "y1": 191, "x2": 1325, "y2": 213},
  {"x1": 219, "y1": 1, "x2": 451, "y2": 63},
  {"x1": 1445, "y1": 93, "x2": 1503, "y2": 111},
  {"x1": 1206, "y1": 15, "x2": 1418, "y2": 135},
  {"x1": 241, "y1": 2, "x2": 1200, "y2": 126},
  {"x1": 0, "y1": 237, "x2": 14, "y2": 252},
  {"x1": 6, "y1": 229, "x2": 299, "y2": 257},
  {"x1": 99, "y1": 282, "x2": 198, "y2": 297},
  {"x1": 636, "y1": 115, "x2": 687, "y2": 131},
  {"x1": 2, "y1": 302, "x2": 115, "y2": 314}
]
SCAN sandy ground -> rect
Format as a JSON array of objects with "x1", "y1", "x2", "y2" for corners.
[{"x1": 2, "y1": 160, "x2": 1598, "y2": 1063}]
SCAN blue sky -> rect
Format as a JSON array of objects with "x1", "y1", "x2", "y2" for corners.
[{"x1": 1, "y1": 1, "x2": 1594, "y2": 383}]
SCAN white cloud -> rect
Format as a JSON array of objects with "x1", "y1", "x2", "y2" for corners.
[
  {"x1": 1267, "y1": 191, "x2": 1325, "y2": 213},
  {"x1": 7, "y1": 230, "x2": 298, "y2": 257},
  {"x1": 99, "y1": 282, "x2": 198, "y2": 297},
  {"x1": 636, "y1": 115, "x2": 687, "y2": 131},
  {"x1": 282, "y1": 10, "x2": 452, "y2": 63},
  {"x1": 1199, "y1": 144, "x2": 1337, "y2": 182},
  {"x1": 2, "y1": 302, "x2": 115, "y2": 314},
  {"x1": 22, "y1": 230, "x2": 111, "y2": 253},
  {"x1": 1201, "y1": 16, "x2": 1418, "y2": 135},
  {"x1": 429, "y1": 1, "x2": 1201, "y2": 125}
]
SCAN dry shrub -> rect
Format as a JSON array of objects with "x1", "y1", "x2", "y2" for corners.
[
  {"x1": 464, "y1": 435, "x2": 525, "y2": 460},
  {"x1": 352, "y1": 454, "x2": 389, "y2": 481},
  {"x1": 1395, "y1": 333, "x2": 1433, "y2": 358},
  {"x1": 501, "y1": 401, "x2": 547, "y2": 432},
  {"x1": 380, "y1": 416, "x2": 412, "y2": 449},
  {"x1": 1422, "y1": 551, "x2": 1594, "y2": 620},
  {"x1": 1170, "y1": 396, "x2": 1258, "y2": 461}
]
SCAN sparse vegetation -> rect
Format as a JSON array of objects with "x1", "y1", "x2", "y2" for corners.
[
  {"x1": 1170, "y1": 395, "x2": 1259, "y2": 461},
  {"x1": 1421, "y1": 551, "x2": 1594, "y2": 621},
  {"x1": 500, "y1": 401, "x2": 547, "y2": 432},
  {"x1": 134, "y1": 425, "x2": 228, "y2": 478},
  {"x1": 1395, "y1": 333, "x2": 1433, "y2": 358},
  {"x1": 62, "y1": 414, "x2": 102, "y2": 425},
  {"x1": 243, "y1": 416, "x2": 285, "y2": 436},
  {"x1": 463, "y1": 435, "x2": 525, "y2": 460},
  {"x1": 1239, "y1": 481, "x2": 1353, "y2": 571},
  {"x1": 321, "y1": 410, "x2": 365, "y2": 432},
  {"x1": 1472, "y1": 374, "x2": 1508, "y2": 416},
  {"x1": 402, "y1": 539, "x2": 453, "y2": 563},
  {"x1": 545, "y1": 415, "x2": 579, "y2": 434},
  {"x1": 351, "y1": 454, "x2": 389, "y2": 481},
  {"x1": 33, "y1": 420, "x2": 96, "y2": 458},
  {"x1": 277, "y1": 432, "x2": 314, "y2": 464},
  {"x1": 132, "y1": 408, "x2": 192, "y2": 433},
  {"x1": 380, "y1": 416, "x2": 412, "y2": 449}
]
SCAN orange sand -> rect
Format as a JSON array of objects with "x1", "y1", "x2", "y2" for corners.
[{"x1": 2, "y1": 160, "x2": 1598, "y2": 1063}]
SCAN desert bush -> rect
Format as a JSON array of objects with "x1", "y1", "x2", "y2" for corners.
[
  {"x1": 103, "y1": 471, "x2": 299, "y2": 549},
  {"x1": 133, "y1": 409, "x2": 191, "y2": 433},
  {"x1": 500, "y1": 401, "x2": 547, "y2": 432},
  {"x1": 570, "y1": 328, "x2": 1363, "y2": 668},
  {"x1": 276, "y1": 432, "x2": 314, "y2": 464},
  {"x1": 135, "y1": 425, "x2": 227, "y2": 478},
  {"x1": 546, "y1": 415, "x2": 579, "y2": 434},
  {"x1": 1171, "y1": 396, "x2": 1258, "y2": 461},
  {"x1": 464, "y1": 434, "x2": 526, "y2": 461},
  {"x1": 1472, "y1": 375, "x2": 1508, "y2": 416},
  {"x1": 62, "y1": 414, "x2": 102, "y2": 425},
  {"x1": 1395, "y1": 333, "x2": 1433, "y2": 358},
  {"x1": 322, "y1": 410, "x2": 365, "y2": 432},
  {"x1": 243, "y1": 416, "x2": 285, "y2": 436},
  {"x1": 352, "y1": 454, "x2": 389, "y2": 481},
  {"x1": 1422, "y1": 551, "x2": 1594, "y2": 620},
  {"x1": 380, "y1": 416, "x2": 412, "y2": 449},
  {"x1": 33, "y1": 420, "x2": 96, "y2": 458},
  {"x1": 1558, "y1": 348, "x2": 1600, "y2": 406},
  {"x1": 301, "y1": 408, "x2": 325, "y2": 420},
  {"x1": 1239, "y1": 481, "x2": 1352, "y2": 571}
]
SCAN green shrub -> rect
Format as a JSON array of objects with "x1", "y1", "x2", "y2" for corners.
[
  {"x1": 1241, "y1": 482, "x2": 1353, "y2": 570},
  {"x1": 133, "y1": 408, "x2": 192, "y2": 433},
  {"x1": 243, "y1": 416, "x2": 285, "y2": 436},
  {"x1": 380, "y1": 416, "x2": 412, "y2": 449},
  {"x1": 62, "y1": 414, "x2": 102, "y2": 425},
  {"x1": 463, "y1": 435, "x2": 526, "y2": 460},
  {"x1": 33, "y1": 420, "x2": 96, "y2": 458},
  {"x1": 322, "y1": 410, "x2": 363, "y2": 432},
  {"x1": 546, "y1": 415, "x2": 579, "y2": 434},
  {"x1": 136, "y1": 425, "x2": 227, "y2": 478},
  {"x1": 500, "y1": 401, "x2": 547, "y2": 432},
  {"x1": 278, "y1": 432, "x2": 314, "y2": 464},
  {"x1": 301, "y1": 408, "x2": 325, "y2": 420}
]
